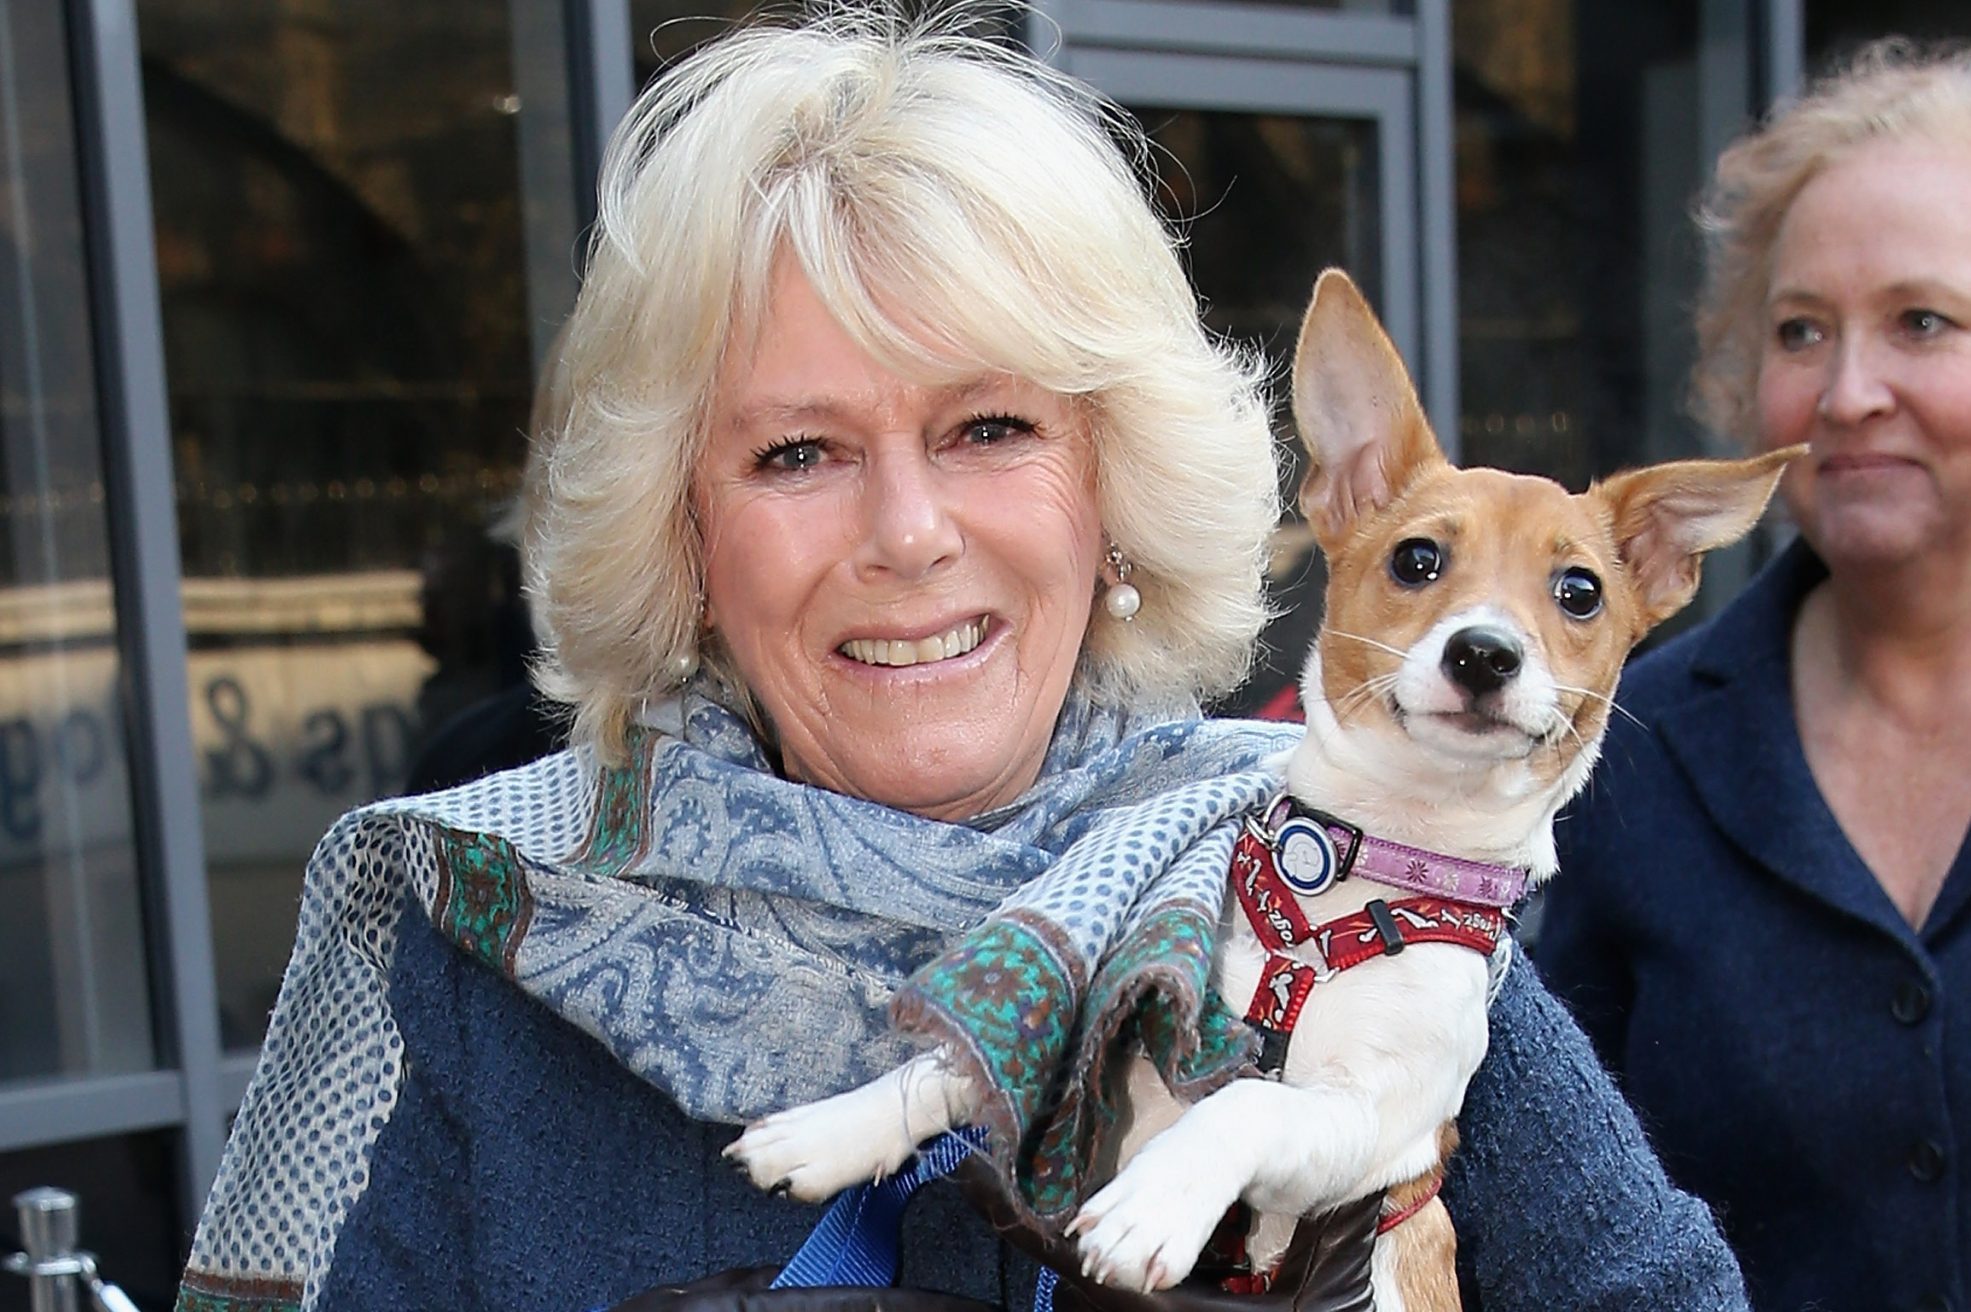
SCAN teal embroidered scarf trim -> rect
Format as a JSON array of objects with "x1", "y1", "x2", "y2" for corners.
[{"x1": 890, "y1": 769, "x2": 1279, "y2": 1224}]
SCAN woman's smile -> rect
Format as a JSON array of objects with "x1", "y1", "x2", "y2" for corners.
[
  {"x1": 835, "y1": 615, "x2": 992, "y2": 668},
  {"x1": 1816, "y1": 451, "x2": 1923, "y2": 475}
]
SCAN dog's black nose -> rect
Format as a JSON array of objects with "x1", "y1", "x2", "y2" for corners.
[{"x1": 1443, "y1": 627, "x2": 1523, "y2": 696}]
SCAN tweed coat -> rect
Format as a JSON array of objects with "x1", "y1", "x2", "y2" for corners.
[{"x1": 1540, "y1": 540, "x2": 1971, "y2": 1312}]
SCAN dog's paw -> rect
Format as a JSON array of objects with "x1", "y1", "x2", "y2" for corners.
[
  {"x1": 723, "y1": 1084, "x2": 914, "y2": 1202},
  {"x1": 1069, "y1": 1135, "x2": 1243, "y2": 1292}
]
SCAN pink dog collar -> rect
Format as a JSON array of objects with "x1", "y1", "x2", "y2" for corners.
[{"x1": 1256, "y1": 793, "x2": 1528, "y2": 908}]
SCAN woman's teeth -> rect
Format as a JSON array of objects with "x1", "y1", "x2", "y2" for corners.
[{"x1": 839, "y1": 618, "x2": 987, "y2": 667}]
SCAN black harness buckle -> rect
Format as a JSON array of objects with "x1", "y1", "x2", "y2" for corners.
[
  {"x1": 1254, "y1": 1025, "x2": 1292, "y2": 1076},
  {"x1": 1366, "y1": 899, "x2": 1406, "y2": 956}
]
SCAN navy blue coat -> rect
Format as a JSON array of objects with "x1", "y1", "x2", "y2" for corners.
[{"x1": 1539, "y1": 541, "x2": 1971, "y2": 1312}]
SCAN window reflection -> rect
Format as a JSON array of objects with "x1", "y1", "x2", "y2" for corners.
[
  {"x1": 630, "y1": 0, "x2": 758, "y2": 75},
  {"x1": 0, "y1": 0, "x2": 155, "y2": 1083},
  {"x1": 1454, "y1": 0, "x2": 1623, "y2": 494},
  {"x1": 1137, "y1": 109, "x2": 1379, "y2": 363},
  {"x1": 1126, "y1": 107, "x2": 1379, "y2": 714},
  {"x1": 1451, "y1": 0, "x2": 1794, "y2": 632},
  {"x1": 138, "y1": 0, "x2": 543, "y2": 1047}
]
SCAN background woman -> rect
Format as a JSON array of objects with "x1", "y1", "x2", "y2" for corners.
[
  {"x1": 181, "y1": 10, "x2": 1747, "y2": 1311},
  {"x1": 1539, "y1": 39, "x2": 1971, "y2": 1312}
]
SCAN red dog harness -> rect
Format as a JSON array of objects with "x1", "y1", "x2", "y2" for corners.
[
  {"x1": 1208, "y1": 796, "x2": 1518, "y2": 1289},
  {"x1": 1230, "y1": 818, "x2": 1507, "y2": 1069}
]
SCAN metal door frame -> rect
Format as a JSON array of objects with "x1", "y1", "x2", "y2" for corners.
[{"x1": 1040, "y1": 0, "x2": 1459, "y2": 452}]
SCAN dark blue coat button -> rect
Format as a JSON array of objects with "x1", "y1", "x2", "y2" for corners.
[
  {"x1": 1894, "y1": 979, "x2": 1933, "y2": 1025},
  {"x1": 1909, "y1": 1139, "x2": 1947, "y2": 1182}
]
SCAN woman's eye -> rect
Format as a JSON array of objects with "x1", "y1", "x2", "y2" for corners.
[
  {"x1": 1775, "y1": 318, "x2": 1823, "y2": 351},
  {"x1": 1389, "y1": 538, "x2": 1445, "y2": 587},
  {"x1": 1900, "y1": 308, "x2": 1952, "y2": 339},
  {"x1": 754, "y1": 438, "x2": 826, "y2": 473},
  {"x1": 961, "y1": 414, "x2": 1035, "y2": 446},
  {"x1": 1553, "y1": 566, "x2": 1604, "y2": 620}
]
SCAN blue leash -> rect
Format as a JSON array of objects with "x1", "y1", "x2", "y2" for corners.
[
  {"x1": 768, "y1": 1127, "x2": 1057, "y2": 1312},
  {"x1": 1033, "y1": 1264, "x2": 1059, "y2": 1312},
  {"x1": 771, "y1": 1129, "x2": 988, "y2": 1287}
]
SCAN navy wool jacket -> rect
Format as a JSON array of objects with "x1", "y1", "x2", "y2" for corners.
[{"x1": 1539, "y1": 541, "x2": 1971, "y2": 1312}]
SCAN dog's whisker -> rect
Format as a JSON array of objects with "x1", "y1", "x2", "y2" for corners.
[
  {"x1": 1324, "y1": 629, "x2": 1409, "y2": 660},
  {"x1": 1303, "y1": 666, "x2": 1397, "y2": 702},
  {"x1": 1551, "y1": 681, "x2": 1645, "y2": 731},
  {"x1": 1331, "y1": 680, "x2": 1375, "y2": 713},
  {"x1": 1545, "y1": 703, "x2": 1591, "y2": 747},
  {"x1": 1304, "y1": 683, "x2": 1356, "y2": 714},
  {"x1": 1332, "y1": 672, "x2": 1400, "y2": 720}
]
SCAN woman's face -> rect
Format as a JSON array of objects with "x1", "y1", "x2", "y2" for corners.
[
  {"x1": 1757, "y1": 142, "x2": 1971, "y2": 570},
  {"x1": 696, "y1": 258, "x2": 1105, "y2": 820}
]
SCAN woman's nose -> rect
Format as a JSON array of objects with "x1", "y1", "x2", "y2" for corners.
[
  {"x1": 855, "y1": 446, "x2": 961, "y2": 581},
  {"x1": 1817, "y1": 337, "x2": 1895, "y2": 425}
]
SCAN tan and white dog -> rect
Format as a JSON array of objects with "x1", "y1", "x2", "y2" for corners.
[{"x1": 727, "y1": 269, "x2": 1800, "y2": 1309}]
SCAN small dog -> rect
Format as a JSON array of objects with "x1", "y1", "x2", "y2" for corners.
[{"x1": 728, "y1": 269, "x2": 1799, "y2": 1308}]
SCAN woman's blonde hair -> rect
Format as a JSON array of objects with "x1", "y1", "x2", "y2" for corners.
[
  {"x1": 1692, "y1": 37, "x2": 1971, "y2": 445},
  {"x1": 529, "y1": 5, "x2": 1279, "y2": 761}
]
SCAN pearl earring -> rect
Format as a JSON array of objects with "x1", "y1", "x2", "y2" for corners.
[
  {"x1": 1103, "y1": 544, "x2": 1142, "y2": 622},
  {"x1": 668, "y1": 646, "x2": 700, "y2": 683}
]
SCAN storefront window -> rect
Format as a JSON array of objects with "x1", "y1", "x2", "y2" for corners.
[
  {"x1": 1456, "y1": 0, "x2": 1641, "y2": 490},
  {"x1": 1453, "y1": 0, "x2": 1750, "y2": 624},
  {"x1": 0, "y1": 0, "x2": 156, "y2": 1084},
  {"x1": 1125, "y1": 108, "x2": 1380, "y2": 712},
  {"x1": 137, "y1": 0, "x2": 551, "y2": 1048},
  {"x1": 1138, "y1": 109, "x2": 1381, "y2": 367}
]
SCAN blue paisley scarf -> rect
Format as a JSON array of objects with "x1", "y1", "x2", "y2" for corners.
[{"x1": 179, "y1": 685, "x2": 1295, "y2": 1311}]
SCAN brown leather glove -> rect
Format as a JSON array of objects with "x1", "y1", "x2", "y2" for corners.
[
  {"x1": 949, "y1": 1156, "x2": 1376, "y2": 1312},
  {"x1": 608, "y1": 1160, "x2": 1377, "y2": 1312},
  {"x1": 608, "y1": 1266, "x2": 1001, "y2": 1312}
]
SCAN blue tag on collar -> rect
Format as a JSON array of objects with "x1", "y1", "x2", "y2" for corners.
[{"x1": 1274, "y1": 815, "x2": 1341, "y2": 895}]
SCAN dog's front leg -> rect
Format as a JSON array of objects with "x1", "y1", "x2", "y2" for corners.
[
  {"x1": 1070, "y1": 1077, "x2": 1382, "y2": 1292},
  {"x1": 724, "y1": 1049, "x2": 980, "y2": 1202}
]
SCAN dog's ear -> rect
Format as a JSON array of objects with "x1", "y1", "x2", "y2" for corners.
[
  {"x1": 1592, "y1": 444, "x2": 1805, "y2": 627},
  {"x1": 1291, "y1": 269, "x2": 1446, "y2": 549}
]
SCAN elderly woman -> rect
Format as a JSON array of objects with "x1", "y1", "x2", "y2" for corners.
[
  {"x1": 1538, "y1": 39, "x2": 1971, "y2": 1312},
  {"x1": 181, "y1": 10, "x2": 1743, "y2": 1312}
]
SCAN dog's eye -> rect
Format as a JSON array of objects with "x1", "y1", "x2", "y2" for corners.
[
  {"x1": 1389, "y1": 538, "x2": 1444, "y2": 587},
  {"x1": 1553, "y1": 567, "x2": 1604, "y2": 619}
]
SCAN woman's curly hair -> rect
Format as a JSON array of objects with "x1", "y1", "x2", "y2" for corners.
[{"x1": 1692, "y1": 37, "x2": 1971, "y2": 447}]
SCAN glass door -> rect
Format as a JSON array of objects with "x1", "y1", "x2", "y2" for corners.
[
  {"x1": 0, "y1": 0, "x2": 156, "y2": 1093},
  {"x1": 1053, "y1": 10, "x2": 1443, "y2": 711},
  {"x1": 132, "y1": 0, "x2": 576, "y2": 1051}
]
